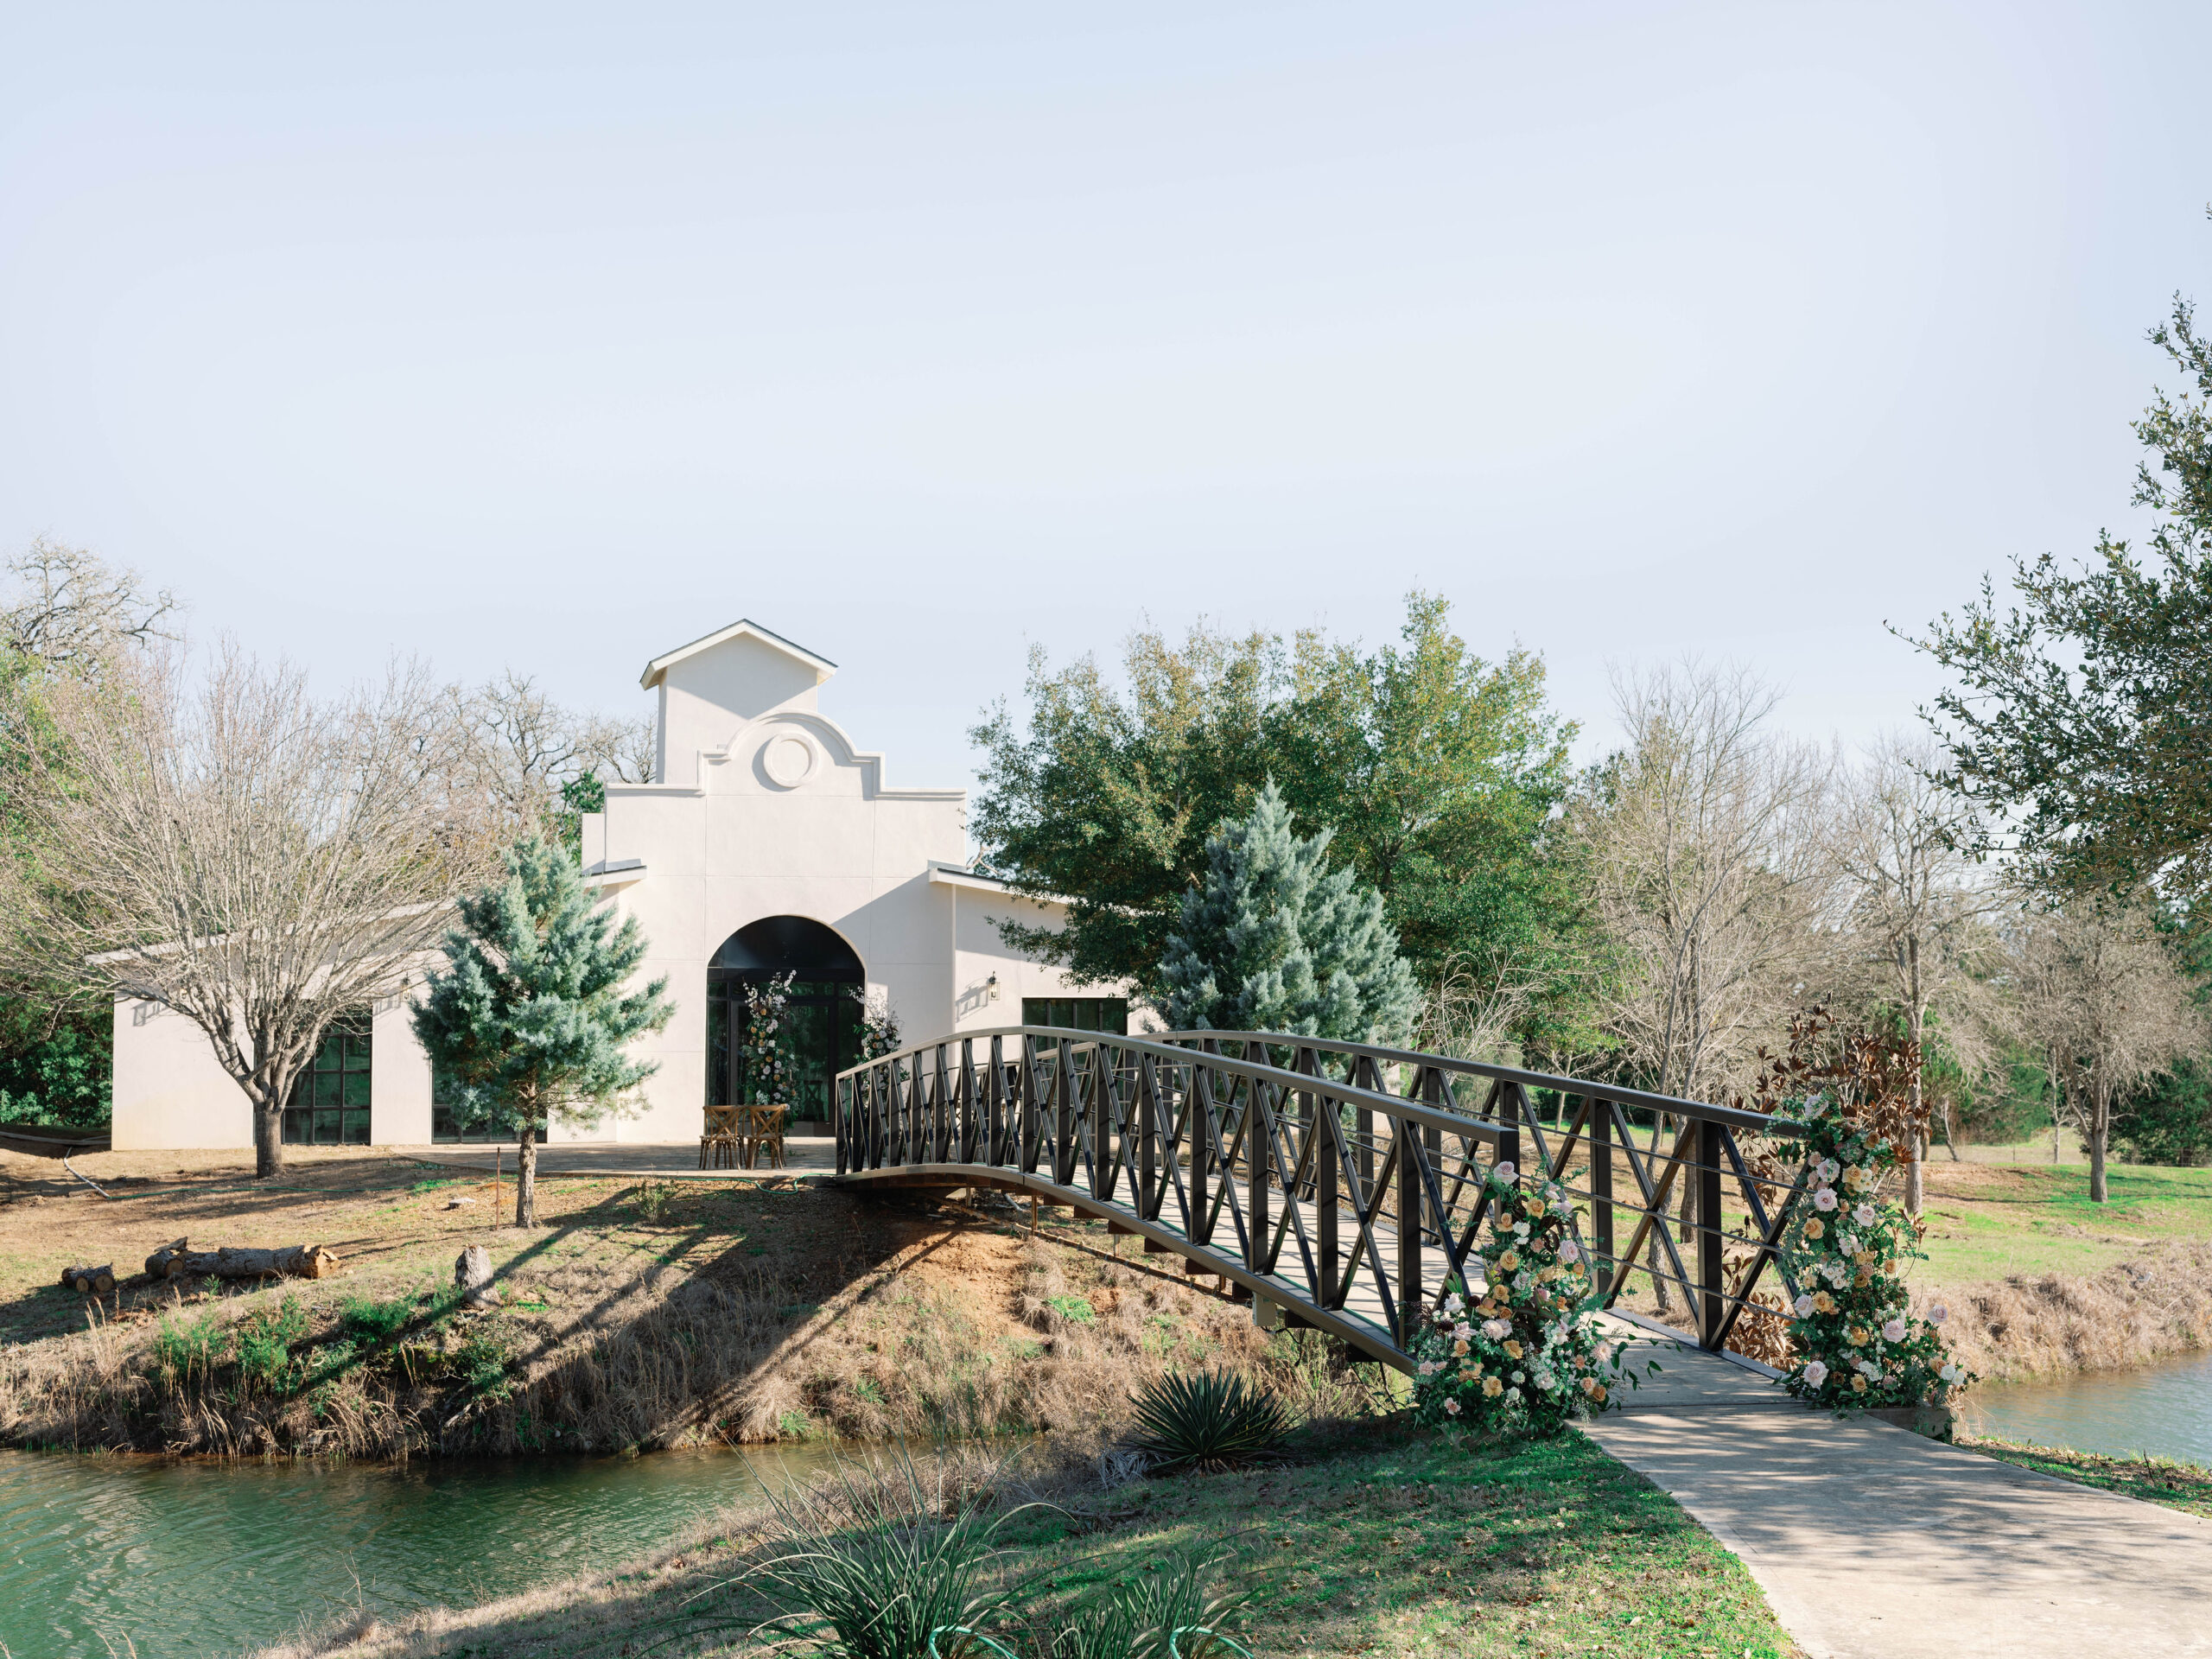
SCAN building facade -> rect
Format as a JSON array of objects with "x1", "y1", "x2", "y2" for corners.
[{"x1": 109, "y1": 620, "x2": 1126, "y2": 1151}]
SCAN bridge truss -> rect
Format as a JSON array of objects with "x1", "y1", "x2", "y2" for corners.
[{"x1": 834, "y1": 1027, "x2": 1810, "y2": 1370}]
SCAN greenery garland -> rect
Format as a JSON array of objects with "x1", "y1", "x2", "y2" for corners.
[
  {"x1": 1777, "y1": 1091, "x2": 1971, "y2": 1410},
  {"x1": 1408, "y1": 1162, "x2": 1652, "y2": 1436}
]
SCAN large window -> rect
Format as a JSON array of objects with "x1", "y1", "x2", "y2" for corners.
[
  {"x1": 1022, "y1": 997, "x2": 1129, "y2": 1034},
  {"x1": 283, "y1": 1016, "x2": 372, "y2": 1145},
  {"x1": 706, "y1": 917, "x2": 865, "y2": 1122}
]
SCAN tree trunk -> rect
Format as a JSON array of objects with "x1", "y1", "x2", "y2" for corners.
[
  {"x1": 145, "y1": 1239, "x2": 342, "y2": 1280},
  {"x1": 1905, "y1": 1131, "x2": 1925, "y2": 1217},
  {"x1": 515, "y1": 1124, "x2": 539, "y2": 1228},
  {"x1": 253, "y1": 1096, "x2": 284, "y2": 1179},
  {"x1": 2088, "y1": 1085, "x2": 2110, "y2": 1204},
  {"x1": 1904, "y1": 994, "x2": 1925, "y2": 1217}
]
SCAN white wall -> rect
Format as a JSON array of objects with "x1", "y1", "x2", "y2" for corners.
[{"x1": 109, "y1": 623, "x2": 1122, "y2": 1150}]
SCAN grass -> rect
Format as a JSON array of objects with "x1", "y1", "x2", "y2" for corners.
[
  {"x1": 263, "y1": 1433, "x2": 1802, "y2": 1659},
  {"x1": 1913, "y1": 1160, "x2": 2212, "y2": 1285},
  {"x1": 1959, "y1": 1435, "x2": 2212, "y2": 1521}
]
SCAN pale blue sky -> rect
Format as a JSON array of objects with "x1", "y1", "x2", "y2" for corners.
[{"x1": 3, "y1": 3, "x2": 2206, "y2": 792}]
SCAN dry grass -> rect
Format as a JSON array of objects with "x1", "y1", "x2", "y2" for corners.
[
  {"x1": 0, "y1": 1147, "x2": 1363, "y2": 1458},
  {"x1": 1913, "y1": 1241, "x2": 2212, "y2": 1383}
]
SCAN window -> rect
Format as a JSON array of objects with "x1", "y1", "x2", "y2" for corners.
[
  {"x1": 431, "y1": 1071, "x2": 537, "y2": 1143},
  {"x1": 1021, "y1": 997, "x2": 1129, "y2": 1035},
  {"x1": 283, "y1": 1016, "x2": 372, "y2": 1145}
]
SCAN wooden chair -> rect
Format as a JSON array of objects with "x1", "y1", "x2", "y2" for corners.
[
  {"x1": 700, "y1": 1105, "x2": 743, "y2": 1170},
  {"x1": 742, "y1": 1104, "x2": 789, "y2": 1169}
]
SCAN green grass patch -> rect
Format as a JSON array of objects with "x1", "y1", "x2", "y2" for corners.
[
  {"x1": 1917, "y1": 1162, "x2": 2212, "y2": 1286},
  {"x1": 1046, "y1": 1294, "x2": 1096, "y2": 1325},
  {"x1": 998, "y1": 1430, "x2": 1798, "y2": 1657},
  {"x1": 1961, "y1": 1435, "x2": 2212, "y2": 1520}
]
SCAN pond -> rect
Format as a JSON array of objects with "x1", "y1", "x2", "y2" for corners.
[
  {"x1": 0, "y1": 1444, "x2": 844, "y2": 1659},
  {"x1": 1955, "y1": 1345, "x2": 2212, "y2": 1466}
]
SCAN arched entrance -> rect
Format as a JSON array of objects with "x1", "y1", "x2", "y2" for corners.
[{"x1": 705, "y1": 916, "x2": 865, "y2": 1122}]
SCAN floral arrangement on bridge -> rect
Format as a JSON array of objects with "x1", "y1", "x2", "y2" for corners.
[
  {"x1": 738, "y1": 972, "x2": 798, "y2": 1106},
  {"x1": 1775, "y1": 1089, "x2": 1971, "y2": 1413},
  {"x1": 1408, "y1": 1161, "x2": 1650, "y2": 1437}
]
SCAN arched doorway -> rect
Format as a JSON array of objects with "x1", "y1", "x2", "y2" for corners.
[{"x1": 706, "y1": 916, "x2": 865, "y2": 1122}]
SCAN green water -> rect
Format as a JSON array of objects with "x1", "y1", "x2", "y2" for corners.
[{"x1": 0, "y1": 1446, "x2": 841, "y2": 1659}]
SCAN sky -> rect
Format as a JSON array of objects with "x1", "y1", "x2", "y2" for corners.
[{"x1": 3, "y1": 2, "x2": 2209, "y2": 806}]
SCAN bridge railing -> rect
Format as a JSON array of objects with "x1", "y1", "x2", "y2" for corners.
[{"x1": 836, "y1": 1026, "x2": 1808, "y2": 1362}]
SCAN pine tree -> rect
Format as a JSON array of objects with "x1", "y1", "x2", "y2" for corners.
[
  {"x1": 413, "y1": 832, "x2": 672, "y2": 1226},
  {"x1": 1160, "y1": 781, "x2": 1419, "y2": 1043}
]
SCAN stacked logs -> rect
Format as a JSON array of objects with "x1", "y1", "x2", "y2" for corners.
[
  {"x1": 144, "y1": 1239, "x2": 342, "y2": 1281},
  {"x1": 60, "y1": 1263, "x2": 115, "y2": 1294}
]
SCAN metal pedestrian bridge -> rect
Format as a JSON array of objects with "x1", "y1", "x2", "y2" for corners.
[{"x1": 833, "y1": 1028, "x2": 1809, "y2": 1370}]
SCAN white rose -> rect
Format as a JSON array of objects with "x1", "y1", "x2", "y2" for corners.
[
  {"x1": 1444, "y1": 1294, "x2": 1464, "y2": 1314},
  {"x1": 1929, "y1": 1303, "x2": 1949, "y2": 1325},
  {"x1": 1481, "y1": 1319, "x2": 1510, "y2": 1340},
  {"x1": 1813, "y1": 1186, "x2": 1839, "y2": 1211},
  {"x1": 1816, "y1": 1158, "x2": 1840, "y2": 1182},
  {"x1": 1510, "y1": 1370, "x2": 1525, "y2": 1384},
  {"x1": 1493, "y1": 1160, "x2": 1518, "y2": 1184},
  {"x1": 1513, "y1": 1221, "x2": 1530, "y2": 1238},
  {"x1": 1558, "y1": 1240, "x2": 1582, "y2": 1264},
  {"x1": 1840, "y1": 1235, "x2": 1859, "y2": 1257},
  {"x1": 1802, "y1": 1359, "x2": 1829, "y2": 1387},
  {"x1": 1507, "y1": 1387, "x2": 1522, "y2": 1401},
  {"x1": 1418, "y1": 1360, "x2": 1437, "y2": 1376},
  {"x1": 1793, "y1": 1294, "x2": 1815, "y2": 1319},
  {"x1": 1882, "y1": 1319, "x2": 1906, "y2": 1344},
  {"x1": 1853, "y1": 1204, "x2": 1877, "y2": 1229},
  {"x1": 1453, "y1": 1322, "x2": 1474, "y2": 1341}
]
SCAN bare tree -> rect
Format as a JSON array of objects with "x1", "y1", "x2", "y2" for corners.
[
  {"x1": 3, "y1": 642, "x2": 483, "y2": 1178},
  {"x1": 1416, "y1": 944, "x2": 1544, "y2": 1065},
  {"x1": 1580, "y1": 662, "x2": 1836, "y2": 1104},
  {"x1": 1, "y1": 537, "x2": 178, "y2": 672},
  {"x1": 1830, "y1": 731, "x2": 1999, "y2": 1210},
  {"x1": 450, "y1": 672, "x2": 652, "y2": 840},
  {"x1": 1576, "y1": 663, "x2": 1835, "y2": 1314},
  {"x1": 2003, "y1": 896, "x2": 2200, "y2": 1202}
]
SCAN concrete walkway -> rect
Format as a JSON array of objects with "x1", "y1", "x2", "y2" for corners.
[{"x1": 1587, "y1": 1325, "x2": 2212, "y2": 1658}]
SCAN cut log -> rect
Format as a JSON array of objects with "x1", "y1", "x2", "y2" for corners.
[
  {"x1": 143, "y1": 1238, "x2": 342, "y2": 1281},
  {"x1": 454, "y1": 1243, "x2": 501, "y2": 1308},
  {"x1": 60, "y1": 1263, "x2": 115, "y2": 1294}
]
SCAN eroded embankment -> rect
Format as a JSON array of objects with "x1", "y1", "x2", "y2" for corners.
[
  {"x1": 1920, "y1": 1242, "x2": 2212, "y2": 1383},
  {"x1": 0, "y1": 1183, "x2": 1327, "y2": 1458}
]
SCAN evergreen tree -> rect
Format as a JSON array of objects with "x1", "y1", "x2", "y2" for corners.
[
  {"x1": 1160, "y1": 782, "x2": 1419, "y2": 1043},
  {"x1": 413, "y1": 832, "x2": 672, "y2": 1226}
]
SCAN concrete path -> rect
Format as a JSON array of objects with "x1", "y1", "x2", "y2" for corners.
[{"x1": 1587, "y1": 1326, "x2": 2212, "y2": 1658}]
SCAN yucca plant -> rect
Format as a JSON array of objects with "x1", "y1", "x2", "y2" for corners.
[
  {"x1": 1050, "y1": 1551, "x2": 1250, "y2": 1658},
  {"x1": 739, "y1": 1448, "x2": 1036, "y2": 1658},
  {"x1": 1130, "y1": 1370, "x2": 1288, "y2": 1473}
]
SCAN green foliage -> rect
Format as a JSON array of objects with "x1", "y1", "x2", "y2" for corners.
[
  {"x1": 1129, "y1": 1370, "x2": 1289, "y2": 1472},
  {"x1": 153, "y1": 1311, "x2": 225, "y2": 1392},
  {"x1": 2118, "y1": 1057, "x2": 2212, "y2": 1165},
  {"x1": 1777, "y1": 1095, "x2": 1970, "y2": 1411},
  {"x1": 1159, "y1": 783, "x2": 1419, "y2": 1043},
  {"x1": 0, "y1": 1002, "x2": 109, "y2": 1128},
  {"x1": 412, "y1": 831, "x2": 673, "y2": 1145},
  {"x1": 233, "y1": 1295, "x2": 311, "y2": 1395},
  {"x1": 1410, "y1": 1167, "x2": 1640, "y2": 1436},
  {"x1": 969, "y1": 594, "x2": 1580, "y2": 1024},
  {"x1": 1044, "y1": 1295, "x2": 1095, "y2": 1325},
  {"x1": 1913, "y1": 280, "x2": 2212, "y2": 899},
  {"x1": 1049, "y1": 1552, "x2": 1248, "y2": 1659}
]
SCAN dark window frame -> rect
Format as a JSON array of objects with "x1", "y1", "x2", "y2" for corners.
[
  {"x1": 282, "y1": 1014, "x2": 373, "y2": 1146},
  {"x1": 1020, "y1": 996, "x2": 1130, "y2": 1035}
]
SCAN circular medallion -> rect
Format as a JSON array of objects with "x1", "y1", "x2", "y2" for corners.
[{"x1": 762, "y1": 734, "x2": 816, "y2": 788}]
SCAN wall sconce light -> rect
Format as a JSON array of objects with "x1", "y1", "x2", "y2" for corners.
[{"x1": 986, "y1": 973, "x2": 1001, "y2": 1002}]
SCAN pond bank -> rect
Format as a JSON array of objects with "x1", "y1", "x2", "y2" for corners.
[{"x1": 0, "y1": 1149, "x2": 1312, "y2": 1459}]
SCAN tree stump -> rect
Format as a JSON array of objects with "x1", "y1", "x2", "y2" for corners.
[
  {"x1": 143, "y1": 1238, "x2": 341, "y2": 1281},
  {"x1": 60, "y1": 1264, "x2": 115, "y2": 1294},
  {"x1": 454, "y1": 1243, "x2": 501, "y2": 1309}
]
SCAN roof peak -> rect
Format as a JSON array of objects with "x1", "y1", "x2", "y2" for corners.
[{"x1": 639, "y1": 619, "x2": 837, "y2": 690}]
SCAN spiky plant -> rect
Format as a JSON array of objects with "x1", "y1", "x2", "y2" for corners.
[
  {"x1": 1049, "y1": 1551, "x2": 1250, "y2": 1658},
  {"x1": 736, "y1": 1449, "x2": 1035, "y2": 1659},
  {"x1": 1130, "y1": 1370, "x2": 1288, "y2": 1473}
]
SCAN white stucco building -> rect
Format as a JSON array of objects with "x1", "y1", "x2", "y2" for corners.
[{"x1": 110, "y1": 620, "x2": 1129, "y2": 1152}]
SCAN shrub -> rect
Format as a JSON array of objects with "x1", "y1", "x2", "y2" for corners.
[
  {"x1": 1130, "y1": 1370, "x2": 1287, "y2": 1472},
  {"x1": 1409, "y1": 1161, "x2": 1645, "y2": 1436},
  {"x1": 1050, "y1": 1551, "x2": 1248, "y2": 1658}
]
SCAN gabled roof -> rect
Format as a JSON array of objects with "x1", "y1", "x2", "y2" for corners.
[{"x1": 639, "y1": 619, "x2": 838, "y2": 691}]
